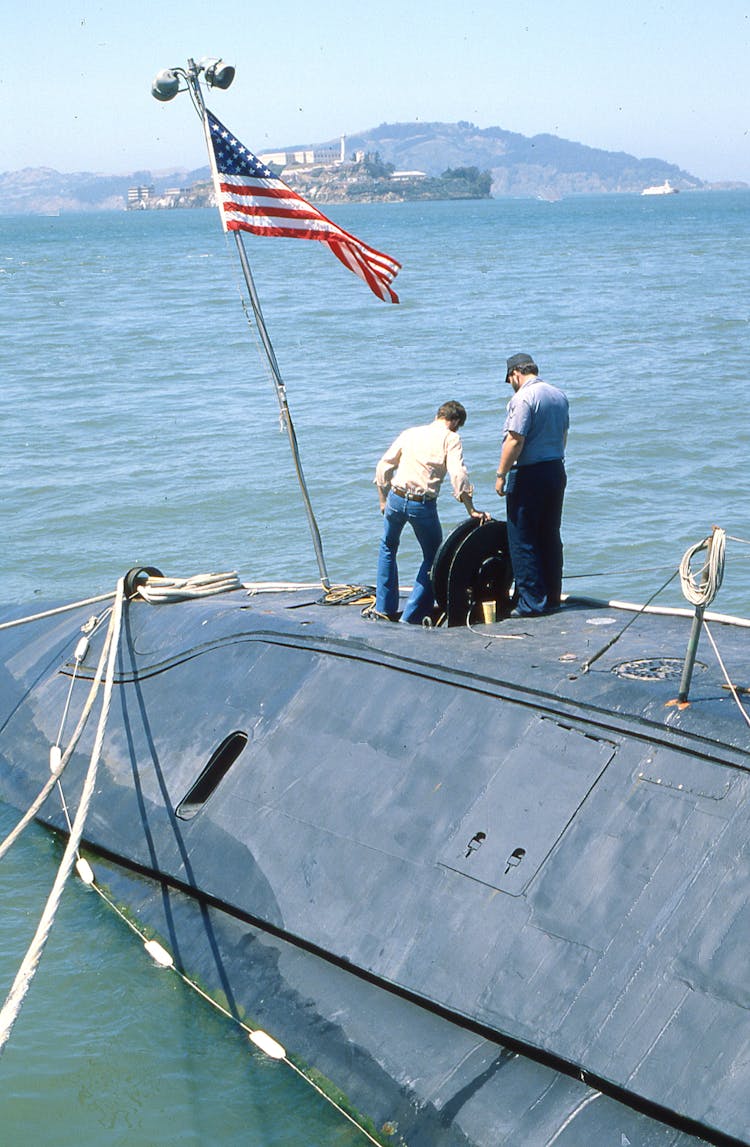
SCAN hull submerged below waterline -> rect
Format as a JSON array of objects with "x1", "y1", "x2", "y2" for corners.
[{"x1": 1, "y1": 582, "x2": 748, "y2": 1146}]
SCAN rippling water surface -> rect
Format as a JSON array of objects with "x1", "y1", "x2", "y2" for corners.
[{"x1": 1, "y1": 192, "x2": 749, "y2": 1143}]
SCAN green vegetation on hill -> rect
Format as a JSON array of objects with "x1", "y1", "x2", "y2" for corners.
[{"x1": 344, "y1": 164, "x2": 492, "y2": 202}]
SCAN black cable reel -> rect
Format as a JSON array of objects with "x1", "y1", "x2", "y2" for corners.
[{"x1": 432, "y1": 519, "x2": 513, "y2": 626}]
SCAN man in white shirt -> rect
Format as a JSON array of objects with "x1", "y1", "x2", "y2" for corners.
[{"x1": 372, "y1": 401, "x2": 488, "y2": 623}]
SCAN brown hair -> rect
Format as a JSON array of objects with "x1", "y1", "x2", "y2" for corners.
[{"x1": 437, "y1": 400, "x2": 467, "y2": 427}]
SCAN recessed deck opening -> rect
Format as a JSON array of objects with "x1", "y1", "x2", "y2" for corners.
[{"x1": 176, "y1": 731, "x2": 248, "y2": 820}]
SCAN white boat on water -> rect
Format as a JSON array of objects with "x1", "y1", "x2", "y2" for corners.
[{"x1": 641, "y1": 179, "x2": 679, "y2": 196}]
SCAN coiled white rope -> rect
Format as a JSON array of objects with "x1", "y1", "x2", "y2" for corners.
[
  {"x1": 135, "y1": 571, "x2": 243, "y2": 603},
  {"x1": 678, "y1": 528, "x2": 726, "y2": 607},
  {"x1": 0, "y1": 578, "x2": 125, "y2": 1055}
]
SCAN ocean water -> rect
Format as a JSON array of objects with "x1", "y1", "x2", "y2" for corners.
[{"x1": 1, "y1": 192, "x2": 750, "y2": 1143}]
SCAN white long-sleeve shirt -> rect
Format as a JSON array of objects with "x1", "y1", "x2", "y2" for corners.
[{"x1": 374, "y1": 419, "x2": 474, "y2": 501}]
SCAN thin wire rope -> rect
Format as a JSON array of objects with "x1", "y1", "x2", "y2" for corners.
[
  {"x1": 563, "y1": 564, "x2": 676, "y2": 579},
  {"x1": 0, "y1": 608, "x2": 114, "y2": 863},
  {"x1": 565, "y1": 531, "x2": 747, "y2": 582},
  {"x1": 581, "y1": 566, "x2": 681, "y2": 673},
  {"x1": 79, "y1": 871, "x2": 382, "y2": 1145},
  {"x1": 0, "y1": 579, "x2": 125, "y2": 1055},
  {"x1": 54, "y1": 650, "x2": 84, "y2": 749},
  {"x1": 702, "y1": 620, "x2": 750, "y2": 729}
]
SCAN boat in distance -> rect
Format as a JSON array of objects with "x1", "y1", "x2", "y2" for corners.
[
  {"x1": 1, "y1": 542, "x2": 749, "y2": 1146},
  {"x1": 641, "y1": 179, "x2": 680, "y2": 195}
]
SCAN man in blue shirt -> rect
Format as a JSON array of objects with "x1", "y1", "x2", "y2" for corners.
[{"x1": 495, "y1": 353, "x2": 569, "y2": 616}]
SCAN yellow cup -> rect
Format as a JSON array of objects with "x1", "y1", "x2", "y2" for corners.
[{"x1": 481, "y1": 601, "x2": 496, "y2": 624}]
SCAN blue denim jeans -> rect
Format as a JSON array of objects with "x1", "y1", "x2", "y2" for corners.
[
  {"x1": 506, "y1": 459, "x2": 566, "y2": 615},
  {"x1": 376, "y1": 491, "x2": 443, "y2": 623}
]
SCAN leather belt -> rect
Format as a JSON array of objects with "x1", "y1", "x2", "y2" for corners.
[{"x1": 391, "y1": 486, "x2": 430, "y2": 502}]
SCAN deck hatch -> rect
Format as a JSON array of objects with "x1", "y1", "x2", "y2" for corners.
[
  {"x1": 439, "y1": 719, "x2": 615, "y2": 895},
  {"x1": 612, "y1": 657, "x2": 706, "y2": 681},
  {"x1": 176, "y1": 731, "x2": 248, "y2": 820}
]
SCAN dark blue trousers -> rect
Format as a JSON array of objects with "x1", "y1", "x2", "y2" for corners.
[{"x1": 506, "y1": 459, "x2": 566, "y2": 615}]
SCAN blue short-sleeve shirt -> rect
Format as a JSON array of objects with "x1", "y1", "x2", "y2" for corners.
[{"x1": 503, "y1": 378, "x2": 569, "y2": 466}]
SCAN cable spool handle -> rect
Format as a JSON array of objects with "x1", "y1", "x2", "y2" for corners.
[{"x1": 669, "y1": 526, "x2": 726, "y2": 707}]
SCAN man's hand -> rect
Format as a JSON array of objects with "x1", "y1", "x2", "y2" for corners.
[{"x1": 495, "y1": 433, "x2": 524, "y2": 498}]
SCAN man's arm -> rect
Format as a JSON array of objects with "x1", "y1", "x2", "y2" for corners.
[
  {"x1": 374, "y1": 434, "x2": 403, "y2": 513},
  {"x1": 495, "y1": 432, "x2": 525, "y2": 497},
  {"x1": 459, "y1": 491, "x2": 490, "y2": 522},
  {"x1": 446, "y1": 433, "x2": 489, "y2": 521}
]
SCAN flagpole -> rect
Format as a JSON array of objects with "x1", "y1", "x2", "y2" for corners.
[
  {"x1": 186, "y1": 60, "x2": 331, "y2": 591},
  {"x1": 231, "y1": 231, "x2": 331, "y2": 590}
]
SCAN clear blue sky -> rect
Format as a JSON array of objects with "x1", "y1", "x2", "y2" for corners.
[{"x1": 3, "y1": 0, "x2": 749, "y2": 183}]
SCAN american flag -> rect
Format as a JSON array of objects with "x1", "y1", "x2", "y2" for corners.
[{"x1": 206, "y1": 112, "x2": 401, "y2": 303}]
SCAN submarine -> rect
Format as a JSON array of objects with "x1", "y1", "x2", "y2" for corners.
[
  {"x1": 1, "y1": 53, "x2": 749, "y2": 1147},
  {"x1": 0, "y1": 526, "x2": 748, "y2": 1146}
]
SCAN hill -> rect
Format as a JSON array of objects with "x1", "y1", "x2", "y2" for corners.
[
  {"x1": 326, "y1": 121, "x2": 705, "y2": 197},
  {"x1": 0, "y1": 121, "x2": 725, "y2": 214}
]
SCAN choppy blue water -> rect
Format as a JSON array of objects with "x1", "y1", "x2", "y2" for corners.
[{"x1": 1, "y1": 192, "x2": 749, "y2": 1143}]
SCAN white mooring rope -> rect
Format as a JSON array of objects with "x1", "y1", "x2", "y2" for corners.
[
  {"x1": 0, "y1": 593, "x2": 115, "y2": 631},
  {"x1": 702, "y1": 620, "x2": 750, "y2": 729},
  {"x1": 0, "y1": 578, "x2": 125, "y2": 1054},
  {"x1": 0, "y1": 608, "x2": 114, "y2": 863},
  {"x1": 0, "y1": 570, "x2": 386, "y2": 1142}
]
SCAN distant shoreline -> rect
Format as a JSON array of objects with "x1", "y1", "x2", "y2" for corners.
[{"x1": 8, "y1": 118, "x2": 748, "y2": 215}]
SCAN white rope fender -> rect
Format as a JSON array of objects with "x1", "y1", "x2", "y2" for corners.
[
  {"x1": 0, "y1": 611, "x2": 114, "y2": 863},
  {"x1": 80, "y1": 866, "x2": 384, "y2": 1145},
  {"x1": 0, "y1": 578, "x2": 125, "y2": 1055},
  {"x1": 679, "y1": 528, "x2": 726, "y2": 607}
]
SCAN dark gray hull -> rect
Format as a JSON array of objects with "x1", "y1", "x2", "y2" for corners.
[{"x1": 1, "y1": 584, "x2": 748, "y2": 1145}]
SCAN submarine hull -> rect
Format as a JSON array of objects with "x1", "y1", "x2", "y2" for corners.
[{"x1": 1, "y1": 584, "x2": 748, "y2": 1145}]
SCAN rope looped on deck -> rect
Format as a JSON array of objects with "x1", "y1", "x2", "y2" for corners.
[{"x1": 133, "y1": 571, "x2": 243, "y2": 603}]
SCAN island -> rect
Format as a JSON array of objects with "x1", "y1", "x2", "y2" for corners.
[{"x1": 127, "y1": 149, "x2": 493, "y2": 210}]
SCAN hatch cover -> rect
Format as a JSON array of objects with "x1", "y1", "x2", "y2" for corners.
[
  {"x1": 440, "y1": 719, "x2": 615, "y2": 895},
  {"x1": 612, "y1": 657, "x2": 706, "y2": 681}
]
